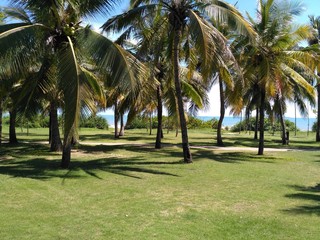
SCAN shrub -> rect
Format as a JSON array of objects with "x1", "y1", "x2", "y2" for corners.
[
  {"x1": 80, "y1": 115, "x2": 108, "y2": 129},
  {"x1": 187, "y1": 116, "x2": 218, "y2": 129},
  {"x1": 126, "y1": 115, "x2": 158, "y2": 129},
  {"x1": 126, "y1": 115, "x2": 217, "y2": 130},
  {"x1": 311, "y1": 119, "x2": 319, "y2": 132},
  {"x1": 3, "y1": 114, "x2": 50, "y2": 128},
  {"x1": 230, "y1": 117, "x2": 299, "y2": 132}
]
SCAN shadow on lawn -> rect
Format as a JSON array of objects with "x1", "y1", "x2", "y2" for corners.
[
  {"x1": 79, "y1": 143, "x2": 278, "y2": 164},
  {"x1": 79, "y1": 133, "x2": 155, "y2": 143},
  {"x1": 192, "y1": 150, "x2": 277, "y2": 163},
  {"x1": 283, "y1": 184, "x2": 320, "y2": 216},
  {"x1": 0, "y1": 143, "x2": 181, "y2": 181}
]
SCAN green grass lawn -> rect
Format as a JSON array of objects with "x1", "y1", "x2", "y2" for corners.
[{"x1": 0, "y1": 126, "x2": 319, "y2": 239}]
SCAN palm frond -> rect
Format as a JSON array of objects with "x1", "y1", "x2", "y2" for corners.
[
  {"x1": 281, "y1": 63, "x2": 315, "y2": 97},
  {"x1": 58, "y1": 37, "x2": 80, "y2": 143},
  {"x1": 79, "y1": 27, "x2": 148, "y2": 99},
  {"x1": 204, "y1": 0, "x2": 256, "y2": 39},
  {"x1": 3, "y1": 7, "x2": 32, "y2": 23}
]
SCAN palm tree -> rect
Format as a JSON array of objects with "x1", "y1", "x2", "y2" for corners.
[
  {"x1": 243, "y1": 0, "x2": 316, "y2": 154},
  {"x1": 0, "y1": 0, "x2": 145, "y2": 168},
  {"x1": 309, "y1": 15, "x2": 320, "y2": 141},
  {"x1": 103, "y1": 0, "x2": 254, "y2": 163}
]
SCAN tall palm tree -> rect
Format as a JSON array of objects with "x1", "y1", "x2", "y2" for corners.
[
  {"x1": 0, "y1": 0, "x2": 145, "y2": 168},
  {"x1": 243, "y1": 0, "x2": 316, "y2": 154},
  {"x1": 309, "y1": 15, "x2": 320, "y2": 141},
  {"x1": 103, "y1": 0, "x2": 254, "y2": 163}
]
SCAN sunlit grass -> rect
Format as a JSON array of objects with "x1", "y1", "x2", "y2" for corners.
[{"x1": 0, "y1": 125, "x2": 319, "y2": 239}]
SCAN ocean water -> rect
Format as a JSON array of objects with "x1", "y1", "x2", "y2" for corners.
[{"x1": 98, "y1": 113, "x2": 316, "y2": 131}]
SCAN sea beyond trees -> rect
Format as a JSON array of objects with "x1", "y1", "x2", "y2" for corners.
[{"x1": 0, "y1": 0, "x2": 319, "y2": 168}]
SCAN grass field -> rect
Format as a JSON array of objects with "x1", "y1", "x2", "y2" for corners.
[{"x1": 0, "y1": 126, "x2": 319, "y2": 239}]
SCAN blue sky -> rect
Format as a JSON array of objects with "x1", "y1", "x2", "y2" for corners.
[
  {"x1": 2, "y1": 0, "x2": 319, "y2": 26},
  {"x1": 1, "y1": 0, "x2": 319, "y2": 118},
  {"x1": 228, "y1": 0, "x2": 320, "y2": 25}
]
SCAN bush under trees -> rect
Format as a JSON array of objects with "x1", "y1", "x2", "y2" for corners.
[
  {"x1": 2, "y1": 114, "x2": 108, "y2": 130},
  {"x1": 80, "y1": 115, "x2": 109, "y2": 129},
  {"x1": 230, "y1": 117, "x2": 298, "y2": 132},
  {"x1": 126, "y1": 115, "x2": 218, "y2": 130}
]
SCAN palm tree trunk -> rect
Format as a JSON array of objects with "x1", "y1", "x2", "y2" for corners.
[
  {"x1": 245, "y1": 108, "x2": 250, "y2": 134},
  {"x1": 61, "y1": 141, "x2": 71, "y2": 168},
  {"x1": 9, "y1": 109, "x2": 18, "y2": 144},
  {"x1": 316, "y1": 84, "x2": 320, "y2": 141},
  {"x1": 49, "y1": 109, "x2": 52, "y2": 144},
  {"x1": 254, "y1": 108, "x2": 259, "y2": 140},
  {"x1": 114, "y1": 102, "x2": 119, "y2": 139},
  {"x1": 50, "y1": 102, "x2": 62, "y2": 151},
  {"x1": 294, "y1": 101, "x2": 297, "y2": 136},
  {"x1": 239, "y1": 111, "x2": 242, "y2": 134},
  {"x1": 149, "y1": 112, "x2": 152, "y2": 135},
  {"x1": 155, "y1": 85, "x2": 163, "y2": 149},
  {"x1": 217, "y1": 78, "x2": 225, "y2": 146},
  {"x1": 173, "y1": 26, "x2": 192, "y2": 163},
  {"x1": 278, "y1": 97, "x2": 287, "y2": 145},
  {"x1": 0, "y1": 99, "x2": 2, "y2": 145},
  {"x1": 258, "y1": 89, "x2": 265, "y2": 155},
  {"x1": 119, "y1": 113, "x2": 124, "y2": 136}
]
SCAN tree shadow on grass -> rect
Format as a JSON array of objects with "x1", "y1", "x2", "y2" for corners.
[
  {"x1": 70, "y1": 157, "x2": 180, "y2": 180},
  {"x1": 0, "y1": 143, "x2": 58, "y2": 159},
  {"x1": 77, "y1": 143, "x2": 183, "y2": 159},
  {"x1": 79, "y1": 132, "x2": 155, "y2": 143},
  {"x1": 283, "y1": 184, "x2": 320, "y2": 216},
  {"x1": 77, "y1": 143, "x2": 280, "y2": 164},
  {"x1": 192, "y1": 150, "x2": 277, "y2": 164},
  {"x1": 0, "y1": 146, "x2": 181, "y2": 181}
]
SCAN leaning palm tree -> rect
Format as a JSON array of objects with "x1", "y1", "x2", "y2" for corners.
[
  {"x1": 243, "y1": 0, "x2": 316, "y2": 154},
  {"x1": 0, "y1": 0, "x2": 145, "y2": 168},
  {"x1": 103, "y1": 0, "x2": 254, "y2": 163}
]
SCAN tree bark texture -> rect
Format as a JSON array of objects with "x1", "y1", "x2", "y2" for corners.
[
  {"x1": 278, "y1": 98, "x2": 287, "y2": 145},
  {"x1": 316, "y1": 84, "x2": 320, "y2": 141},
  {"x1": 149, "y1": 112, "x2": 152, "y2": 135},
  {"x1": 258, "y1": 89, "x2": 265, "y2": 155},
  {"x1": 254, "y1": 108, "x2": 259, "y2": 140},
  {"x1": 50, "y1": 102, "x2": 62, "y2": 151},
  {"x1": 217, "y1": 78, "x2": 225, "y2": 146},
  {"x1": 173, "y1": 26, "x2": 192, "y2": 163},
  {"x1": 9, "y1": 110, "x2": 18, "y2": 144},
  {"x1": 61, "y1": 141, "x2": 71, "y2": 168},
  {"x1": 0, "y1": 99, "x2": 2, "y2": 145},
  {"x1": 155, "y1": 85, "x2": 163, "y2": 149},
  {"x1": 114, "y1": 102, "x2": 119, "y2": 139},
  {"x1": 119, "y1": 113, "x2": 125, "y2": 136}
]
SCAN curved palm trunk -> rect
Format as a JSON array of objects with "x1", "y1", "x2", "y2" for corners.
[
  {"x1": 50, "y1": 102, "x2": 62, "y2": 151},
  {"x1": 258, "y1": 89, "x2": 265, "y2": 155},
  {"x1": 173, "y1": 26, "x2": 192, "y2": 163},
  {"x1": 114, "y1": 102, "x2": 119, "y2": 139},
  {"x1": 316, "y1": 84, "x2": 320, "y2": 141},
  {"x1": 217, "y1": 78, "x2": 225, "y2": 146},
  {"x1": 155, "y1": 85, "x2": 163, "y2": 149},
  {"x1": 254, "y1": 108, "x2": 259, "y2": 140},
  {"x1": 119, "y1": 113, "x2": 125, "y2": 136},
  {"x1": 9, "y1": 110, "x2": 18, "y2": 144}
]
